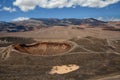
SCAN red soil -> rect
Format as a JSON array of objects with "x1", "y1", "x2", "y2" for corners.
[{"x1": 13, "y1": 42, "x2": 72, "y2": 56}]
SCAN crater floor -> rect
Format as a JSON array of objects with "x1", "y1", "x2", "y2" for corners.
[{"x1": 13, "y1": 42, "x2": 72, "y2": 56}]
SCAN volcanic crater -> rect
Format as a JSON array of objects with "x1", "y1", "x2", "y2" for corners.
[{"x1": 13, "y1": 42, "x2": 73, "y2": 56}]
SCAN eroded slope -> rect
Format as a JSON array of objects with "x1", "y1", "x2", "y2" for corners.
[{"x1": 13, "y1": 42, "x2": 72, "y2": 55}]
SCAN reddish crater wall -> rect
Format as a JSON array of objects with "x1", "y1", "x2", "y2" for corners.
[{"x1": 13, "y1": 42, "x2": 72, "y2": 56}]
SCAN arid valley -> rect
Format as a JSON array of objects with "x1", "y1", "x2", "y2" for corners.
[{"x1": 0, "y1": 18, "x2": 120, "y2": 80}]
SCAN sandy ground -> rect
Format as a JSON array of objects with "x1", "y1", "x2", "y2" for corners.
[
  {"x1": 0, "y1": 27, "x2": 120, "y2": 40},
  {"x1": 49, "y1": 64, "x2": 80, "y2": 74}
]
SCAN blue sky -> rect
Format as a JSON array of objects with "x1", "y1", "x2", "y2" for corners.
[{"x1": 0, "y1": 0, "x2": 120, "y2": 22}]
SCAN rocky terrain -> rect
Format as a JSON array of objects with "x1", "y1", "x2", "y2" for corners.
[{"x1": 0, "y1": 18, "x2": 120, "y2": 80}]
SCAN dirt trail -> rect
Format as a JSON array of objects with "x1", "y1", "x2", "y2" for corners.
[
  {"x1": 95, "y1": 75, "x2": 120, "y2": 80},
  {"x1": 0, "y1": 45, "x2": 12, "y2": 60}
]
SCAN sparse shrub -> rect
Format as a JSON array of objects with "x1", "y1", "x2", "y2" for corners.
[{"x1": 69, "y1": 36, "x2": 109, "y2": 52}]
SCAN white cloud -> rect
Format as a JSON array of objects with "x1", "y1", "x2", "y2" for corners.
[
  {"x1": 13, "y1": 0, "x2": 38, "y2": 12},
  {"x1": 2, "y1": 7, "x2": 16, "y2": 12},
  {"x1": 12, "y1": 17, "x2": 29, "y2": 21},
  {"x1": 13, "y1": 0, "x2": 120, "y2": 12}
]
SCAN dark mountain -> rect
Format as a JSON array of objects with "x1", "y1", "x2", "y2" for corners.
[
  {"x1": 31, "y1": 18, "x2": 107, "y2": 26},
  {"x1": 0, "y1": 18, "x2": 107, "y2": 32},
  {"x1": 0, "y1": 21, "x2": 16, "y2": 32},
  {"x1": 12, "y1": 19, "x2": 47, "y2": 30}
]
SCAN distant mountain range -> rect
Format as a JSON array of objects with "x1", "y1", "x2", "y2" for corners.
[{"x1": 0, "y1": 18, "x2": 119, "y2": 32}]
